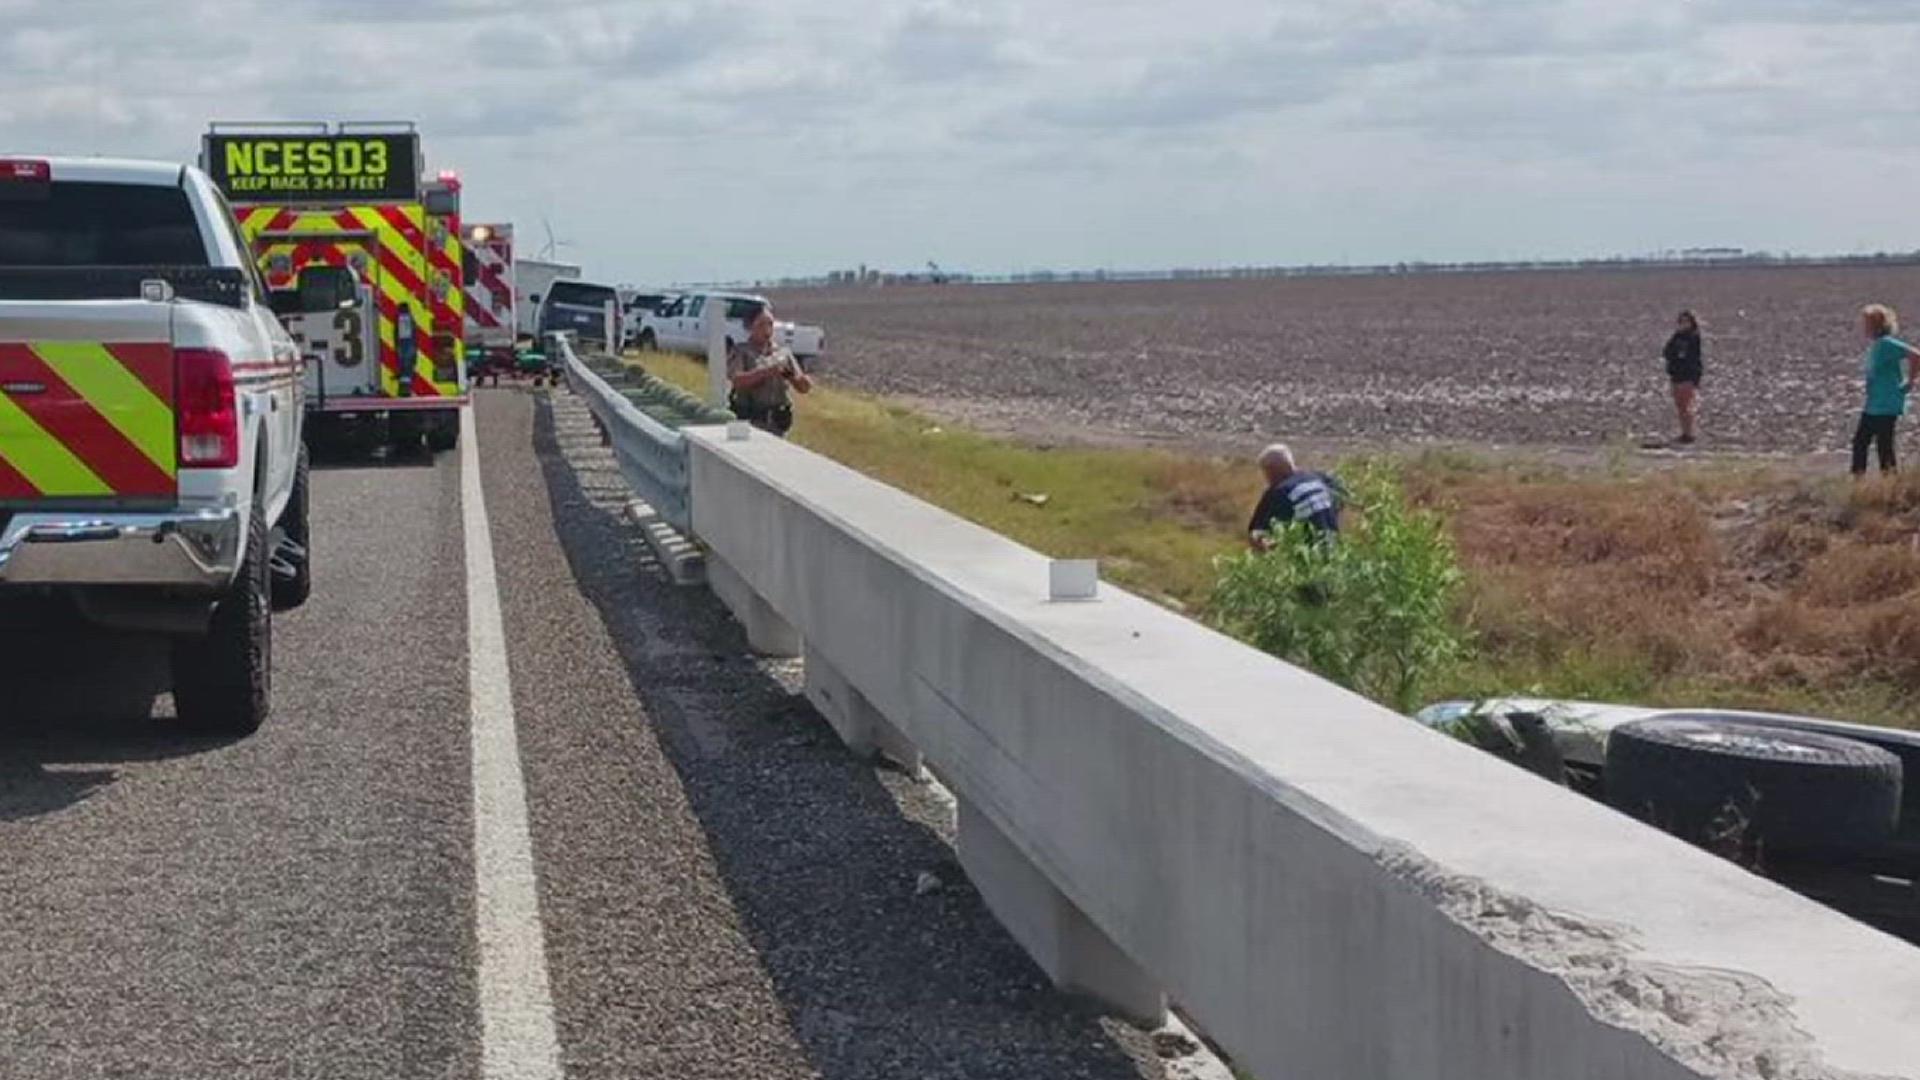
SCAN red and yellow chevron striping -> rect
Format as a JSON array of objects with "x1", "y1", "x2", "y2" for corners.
[
  {"x1": 426, "y1": 208, "x2": 465, "y2": 388},
  {"x1": 0, "y1": 341, "x2": 177, "y2": 500},
  {"x1": 237, "y1": 202, "x2": 457, "y2": 399}
]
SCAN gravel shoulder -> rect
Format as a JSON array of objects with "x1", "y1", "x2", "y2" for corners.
[{"x1": 495, "y1": 385, "x2": 1174, "y2": 1079}]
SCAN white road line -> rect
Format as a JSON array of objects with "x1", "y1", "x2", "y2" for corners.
[{"x1": 462, "y1": 406, "x2": 565, "y2": 1079}]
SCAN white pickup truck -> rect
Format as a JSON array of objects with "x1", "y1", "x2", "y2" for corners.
[
  {"x1": 635, "y1": 290, "x2": 826, "y2": 365},
  {"x1": 0, "y1": 157, "x2": 309, "y2": 735}
]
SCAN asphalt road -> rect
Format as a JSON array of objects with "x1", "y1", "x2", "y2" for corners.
[{"x1": 0, "y1": 388, "x2": 1176, "y2": 1079}]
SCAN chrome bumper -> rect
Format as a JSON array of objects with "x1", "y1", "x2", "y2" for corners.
[{"x1": 0, "y1": 506, "x2": 243, "y2": 590}]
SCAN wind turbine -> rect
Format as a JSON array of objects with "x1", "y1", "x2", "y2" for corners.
[{"x1": 539, "y1": 217, "x2": 574, "y2": 261}]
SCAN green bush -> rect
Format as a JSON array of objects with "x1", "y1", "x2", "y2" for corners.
[{"x1": 1210, "y1": 465, "x2": 1469, "y2": 713}]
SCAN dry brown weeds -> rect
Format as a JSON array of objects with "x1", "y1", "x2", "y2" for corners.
[{"x1": 1415, "y1": 465, "x2": 1920, "y2": 720}]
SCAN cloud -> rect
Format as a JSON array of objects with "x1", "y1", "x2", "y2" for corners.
[
  {"x1": 883, "y1": 2, "x2": 1028, "y2": 82},
  {"x1": 1019, "y1": 0, "x2": 1685, "y2": 134},
  {"x1": 1, "y1": 0, "x2": 1916, "y2": 280},
  {"x1": 1028, "y1": 35, "x2": 1352, "y2": 130},
  {"x1": 428, "y1": 95, "x2": 585, "y2": 140},
  {"x1": 1709, "y1": 0, "x2": 1920, "y2": 23},
  {"x1": 493, "y1": 1, "x2": 748, "y2": 73}
]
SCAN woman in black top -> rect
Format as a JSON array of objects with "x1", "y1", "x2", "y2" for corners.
[{"x1": 1663, "y1": 310, "x2": 1703, "y2": 445}]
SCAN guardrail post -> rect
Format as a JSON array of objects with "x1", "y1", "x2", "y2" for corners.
[{"x1": 706, "y1": 302, "x2": 729, "y2": 409}]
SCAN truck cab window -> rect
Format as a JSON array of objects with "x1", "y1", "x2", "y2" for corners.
[{"x1": 0, "y1": 182, "x2": 207, "y2": 266}]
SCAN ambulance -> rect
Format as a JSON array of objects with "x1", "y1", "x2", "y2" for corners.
[
  {"x1": 460, "y1": 222, "x2": 516, "y2": 379},
  {"x1": 202, "y1": 122, "x2": 468, "y2": 452}
]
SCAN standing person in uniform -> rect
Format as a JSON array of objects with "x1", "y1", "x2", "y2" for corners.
[
  {"x1": 1247, "y1": 444, "x2": 1343, "y2": 550},
  {"x1": 1663, "y1": 310, "x2": 1704, "y2": 445},
  {"x1": 726, "y1": 303, "x2": 812, "y2": 437},
  {"x1": 1850, "y1": 304, "x2": 1919, "y2": 476}
]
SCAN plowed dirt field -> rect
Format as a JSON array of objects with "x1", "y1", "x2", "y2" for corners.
[{"x1": 770, "y1": 265, "x2": 1920, "y2": 455}]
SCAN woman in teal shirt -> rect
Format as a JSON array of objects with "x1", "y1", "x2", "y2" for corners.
[{"x1": 1851, "y1": 304, "x2": 1920, "y2": 476}]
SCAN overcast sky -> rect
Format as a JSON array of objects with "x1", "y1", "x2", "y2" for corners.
[{"x1": 4, "y1": 0, "x2": 1918, "y2": 284}]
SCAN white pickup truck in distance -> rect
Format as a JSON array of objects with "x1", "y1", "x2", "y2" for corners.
[
  {"x1": 636, "y1": 290, "x2": 826, "y2": 365},
  {"x1": 618, "y1": 287, "x2": 674, "y2": 349},
  {"x1": 0, "y1": 157, "x2": 309, "y2": 735}
]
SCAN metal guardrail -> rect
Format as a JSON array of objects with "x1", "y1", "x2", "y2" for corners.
[{"x1": 554, "y1": 334, "x2": 716, "y2": 533}]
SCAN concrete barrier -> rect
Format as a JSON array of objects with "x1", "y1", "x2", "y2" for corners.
[{"x1": 685, "y1": 426, "x2": 1920, "y2": 1080}]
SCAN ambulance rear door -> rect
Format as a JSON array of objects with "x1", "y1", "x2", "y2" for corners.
[{"x1": 275, "y1": 249, "x2": 381, "y2": 408}]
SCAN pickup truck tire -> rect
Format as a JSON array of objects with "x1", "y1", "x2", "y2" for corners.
[
  {"x1": 172, "y1": 506, "x2": 272, "y2": 736},
  {"x1": 1605, "y1": 718, "x2": 1901, "y2": 858},
  {"x1": 272, "y1": 446, "x2": 312, "y2": 612},
  {"x1": 637, "y1": 330, "x2": 657, "y2": 352}
]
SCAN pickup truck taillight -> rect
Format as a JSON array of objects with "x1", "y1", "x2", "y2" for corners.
[
  {"x1": 0, "y1": 159, "x2": 50, "y2": 182},
  {"x1": 0, "y1": 159, "x2": 51, "y2": 203},
  {"x1": 176, "y1": 347, "x2": 239, "y2": 469}
]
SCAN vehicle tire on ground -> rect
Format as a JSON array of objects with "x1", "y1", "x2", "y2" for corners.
[
  {"x1": 637, "y1": 330, "x2": 656, "y2": 352},
  {"x1": 271, "y1": 446, "x2": 312, "y2": 612},
  {"x1": 426, "y1": 409, "x2": 459, "y2": 452},
  {"x1": 172, "y1": 505, "x2": 271, "y2": 736},
  {"x1": 388, "y1": 412, "x2": 424, "y2": 455},
  {"x1": 1605, "y1": 717, "x2": 1901, "y2": 858}
]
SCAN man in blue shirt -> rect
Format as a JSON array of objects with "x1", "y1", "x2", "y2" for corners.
[{"x1": 1247, "y1": 444, "x2": 1343, "y2": 550}]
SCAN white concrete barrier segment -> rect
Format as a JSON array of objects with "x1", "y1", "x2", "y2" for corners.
[{"x1": 684, "y1": 426, "x2": 1920, "y2": 1080}]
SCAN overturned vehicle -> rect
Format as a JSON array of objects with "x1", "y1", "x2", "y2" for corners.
[{"x1": 1417, "y1": 699, "x2": 1918, "y2": 942}]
